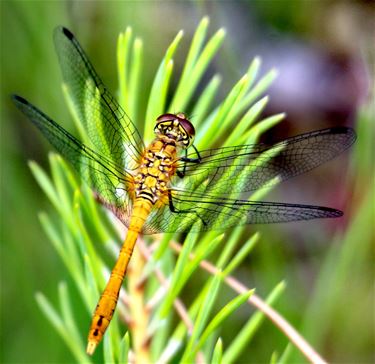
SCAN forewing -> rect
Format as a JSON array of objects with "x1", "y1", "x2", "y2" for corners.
[
  {"x1": 54, "y1": 26, "x2": 144, "y2": 169},
  {"x1": 13, "y1": 96, "x2": 133, "y2": 226},
  {"x1": 142, "y1": 189, "x2": 342, "y2": 234},
  {"x1": 174, "y1": 127, "x2": 356, "y2": 195}
]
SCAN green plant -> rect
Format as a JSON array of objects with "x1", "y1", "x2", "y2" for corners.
[{"x1": 29, "y1": 17, "x2": 331, "y2": 363}]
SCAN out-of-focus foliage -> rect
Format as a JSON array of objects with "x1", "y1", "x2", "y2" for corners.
[{"x1": 1, "y1": 1, "x2": 373, "y2": 363}]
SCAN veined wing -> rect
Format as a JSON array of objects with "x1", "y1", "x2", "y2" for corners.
[
  {"x1": 141, "y1": 189, "x2": 342, "y2": 234},
  {"x1": 13, "y1": 96, "x2": 133, "y2": 226},
  {"x1": 175, "y1": 127, "x2": 356, "y2": 195},
  {"x1": 54, "y1": 26, "x2": 144, "y2": 168}
]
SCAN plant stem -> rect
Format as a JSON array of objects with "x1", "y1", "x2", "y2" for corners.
[
  {"x1": 169, "y1": 240, "x2": 328, "y2": 364},
  {"x1": 128, "y1": 245, "x2": 151, "y2": 363}
]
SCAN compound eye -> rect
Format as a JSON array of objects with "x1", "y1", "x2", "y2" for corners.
[
  {"x1": 155, "y1": 113, "x2": 195, "y2": 147},
  {"x1": 156, "y1": 113, "x2": 176, "y2": 123},
  {"x1": 178, "y1": 119, "x2": 195, "y2": 138}
]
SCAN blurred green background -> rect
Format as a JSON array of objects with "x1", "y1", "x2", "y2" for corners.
[{"x1": 1, "y1": 1, "x2": 374, "y2": 363}]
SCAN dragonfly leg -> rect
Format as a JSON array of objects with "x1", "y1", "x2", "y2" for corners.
[
  {"x1": 177, "y1": 145, "x2": 202, "y2": 178},
  {"x1": 168, "y1": 190, "x2": 207, "y2": 226}
]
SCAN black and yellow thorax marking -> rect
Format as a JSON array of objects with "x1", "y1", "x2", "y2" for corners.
[{"x1": 134, "y1": 139, "x2": 178, "y2": 204}]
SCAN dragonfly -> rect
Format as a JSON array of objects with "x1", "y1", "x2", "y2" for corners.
[{"x1": 13, "y1": 27, "x2": 356, "y2": 355}]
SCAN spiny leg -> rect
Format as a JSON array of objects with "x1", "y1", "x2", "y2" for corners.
[
  {"x1": 168, "y1": 190, "x2": 207, "y2": 226},
  {"x1": 177, "y1": 144, "x2": 201, "y2": 178}
]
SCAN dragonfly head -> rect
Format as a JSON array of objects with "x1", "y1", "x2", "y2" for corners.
[{"x1": 155, "y1": 113, "x2": 195, "y2": 148}]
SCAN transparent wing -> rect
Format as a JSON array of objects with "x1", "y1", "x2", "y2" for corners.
[
  {"x1": 141, "y1": 189, "x2": 342, "y2": 234},
  {"x1": 54, "y1": 26, "x2": 144, "y2": 169},
  {"x1": 174, "y1": 127, "x2": 356, "y2": 195},
  {"x1": 13, "y1": 95, "x2": 133, "y2": 225}
]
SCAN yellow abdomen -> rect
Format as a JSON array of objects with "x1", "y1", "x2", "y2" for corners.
[
  {"x1": 86, "y1": 198, "x2": 153, "y2": 355},
  {"x1": 87, "y1": 139, "x2": 178, "y2": 355}
]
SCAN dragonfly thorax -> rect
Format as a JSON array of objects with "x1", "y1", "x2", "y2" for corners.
[
  {"x1": 154, "y1": 113, "x2": 195, "y2": 148},
  {"x1": 134, "y1": 140, "x2": 177, "y2": 204}
]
